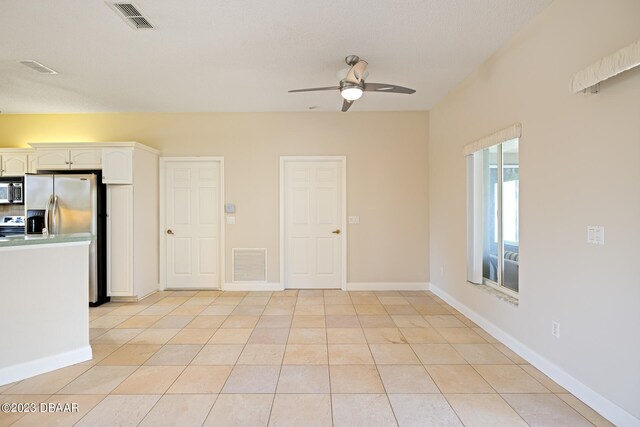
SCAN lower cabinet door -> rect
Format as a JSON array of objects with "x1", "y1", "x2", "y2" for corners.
[{"x1": 107, "y1": 185, "x2": 134, "y2": 297}]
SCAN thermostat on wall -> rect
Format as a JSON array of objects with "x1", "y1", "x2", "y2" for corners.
[{"x1": 225, "y1": 203, "x2": 236, "y2": 214}]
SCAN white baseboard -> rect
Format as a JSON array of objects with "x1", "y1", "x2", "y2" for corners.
[
  {"x1": 139, "y1": 288, "x2": 159, "y2": 301},
  {"x1": 162, "y1": 282, "x2": 429, "y2": 292},
  {"x1": 428, "y1": 282, "x2": 639, "y2": 427},
  {"x1": 346, "y1": 282, "x2": 429, "y2": 291},
  {"x1": 0, "y1": 346, "x2": 92, "y2": 386},
  {"x1": 109, "y1": 289, "x2": 158, "y2": 303},
  {"x1": 109, "y1": 296, "x2": 140, "y2": 302},
  {"x1": 285, "y1": 284, "x2": 342, "y2": 290},
  {"x1": 223, "y1": 282, "x2": 284, "y2": 291}
]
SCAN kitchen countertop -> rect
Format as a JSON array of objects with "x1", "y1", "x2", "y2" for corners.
[{"x1": 0, "y1": 232, "x2": 93, "y2": 248}]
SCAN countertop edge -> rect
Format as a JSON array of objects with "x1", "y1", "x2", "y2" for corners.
[{"x1": 0, "y1": 233, "x2": 94, "y2": 248}]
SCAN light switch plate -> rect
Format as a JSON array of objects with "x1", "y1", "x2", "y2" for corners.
[
  {"x1": 348, "y1": 216, "x2": 360, "y2": 224},
  {"x1": 226, "y1": 216, "x2": 236, "y2": 225},
  {"x1": 587, "y1": 225, "x2": 604, "y2": 244}
]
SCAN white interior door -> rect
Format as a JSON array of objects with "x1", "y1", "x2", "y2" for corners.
[
  {"x1": 283, "y1": 158, "x2": 344, "y2": 289},
  {"x1": 165, "y1": 160, "x2": 221, "y2": 289}
]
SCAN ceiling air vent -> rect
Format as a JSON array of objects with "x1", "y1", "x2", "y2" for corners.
[
  {"x1": 108, "y1": 2, "x2": 155, "y2": 29},
  {"x1": 19, "y1": 60, "x2": 58, "y2": 74}
]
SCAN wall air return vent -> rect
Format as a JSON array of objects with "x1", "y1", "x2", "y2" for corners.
[
  {"x1": 233, "y1": 248, "x2": 267, "y2": 283},
  {"x1": 19, "y1": 60, "x2": 57, "y2": 74},
  {"x1": 107, "y1": 2, "x2": 155, "y2": 29}
]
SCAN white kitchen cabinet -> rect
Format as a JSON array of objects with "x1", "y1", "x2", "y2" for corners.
[
  {"x1": 70, "y1": 149, "x2": 102, "y2": 169},
  {"x1": 102, "y1": 148, "x2": 133, "y2": 184},
  {"x1": 105, "y1": 146, "x2": 159, "y2": 300},
  {"x1": 28, "y1": 155, "x2": 37, "y2": 174},
  {"x1": 28, "y1": 141, "x2": 159, "y2": 301},
  {"x1": 1, "y1": 155, "x2": 29, "y2": 176},
  {"x1": 35, "y1": 148, "x2": 102, "y2": 170},
  {"x1": 34, "y1": 149, "x2": 70, "y2": 170},
  {"x1": 107, "y1": 185, "x2": 134, "y2": 297}
]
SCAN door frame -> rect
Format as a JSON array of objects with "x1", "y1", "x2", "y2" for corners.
[
  {"x1": 280, "y1": 156, "x2": 347, "y2": 290},
  {"x1": 159, "y1": 157, "x2": 225, "y2": 290}
]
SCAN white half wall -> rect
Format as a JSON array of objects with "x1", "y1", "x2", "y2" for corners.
[{"x1": 0, "y1": 242, "x2": 92, "y2": 385}]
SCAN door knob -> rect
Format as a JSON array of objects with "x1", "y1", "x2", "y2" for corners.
[
  {"x1": 166, "y1": 229, "x2": 174, "y2": 235},
  {"x1": 331, "y1": 229, "x2": 341, "y2": 234}
]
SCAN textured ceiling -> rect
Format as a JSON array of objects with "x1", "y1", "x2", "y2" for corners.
[{"x1": 0, "y1": 0, "x2": 551, "y2": 113}]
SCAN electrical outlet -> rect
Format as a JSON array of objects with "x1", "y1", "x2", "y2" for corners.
[
  {"x1": 348, "y1": 216, "x2": 360, "y2": 224},
  {"x1": 551, "y1": 321, "x2": 560, "y2": 338},
  {"x1": 587, "y1": 225, "x2": 605, "y2": 244},
  {"x1": 440, "y1": 266, "x2": 444, "y2": 277}
]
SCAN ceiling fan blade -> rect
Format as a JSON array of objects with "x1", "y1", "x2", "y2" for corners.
[
  {"x1": 363, "y1": 82, "x2": 416, "y2": 94},
  {"x1": 345, "y1": 60, "x2": 368, "y2": 84},
  {"x1": 288, "y1": 86, "x2": 340, "y2": 93},
  {"x1": 341, "y1": 99, "x2": 353, "y2": 112}
]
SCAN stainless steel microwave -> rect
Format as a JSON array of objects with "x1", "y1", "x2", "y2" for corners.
[{"x1": 0, "y1": 179, "x2": 23, "y2": 204}]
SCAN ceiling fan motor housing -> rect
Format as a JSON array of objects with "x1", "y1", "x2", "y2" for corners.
[
  {"x1": 345, "y1": 55, "x2": 360, "y2": 66},
  {"x1": 340, "y1": 81, "x2": 364, "y2": 91}
]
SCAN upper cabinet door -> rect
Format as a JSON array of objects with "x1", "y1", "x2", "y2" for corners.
[
  {"x1": 1, "y1": 155, "x2": 29, "y2": 176},
  {"x1": 102, "y1": 148, "x2": 133, "y2": 184},
  {"x1": 36, "y1": 149, "x2": 70, "y2": 170},
  {"x1": 70, "y1": 149, "x2": 102, "y2": 169}
]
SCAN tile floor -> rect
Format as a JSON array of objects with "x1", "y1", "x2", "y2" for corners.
[{"x1": 0, "y1": 290, "x2": 613, "y2": 426}]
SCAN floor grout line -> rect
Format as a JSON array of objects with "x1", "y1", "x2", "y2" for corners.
[{"x1": 264, "y1": 294, "x2": 294, "y2": 427}]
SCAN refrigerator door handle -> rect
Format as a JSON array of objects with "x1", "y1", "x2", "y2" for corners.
[
  {"x1": 52, "y1": 195, "x2": 59, "y2": 234},
  {"x1": 43, "y1": 195, "x2": 54, "y2": 234}
]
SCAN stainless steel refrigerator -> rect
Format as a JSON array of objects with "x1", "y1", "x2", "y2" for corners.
[{"x1": 25, "y1": 172, "x2": 108, "y2": 306}]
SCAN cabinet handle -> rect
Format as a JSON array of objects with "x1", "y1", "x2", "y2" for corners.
[
  {"x1": 166, "y1": 229, "x2": 174, "y2": 235},
  {"x1": 65, "y1": 161, "x2": 70, "y2": 165}
]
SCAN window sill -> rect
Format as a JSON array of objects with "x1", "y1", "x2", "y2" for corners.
[{"x1": 467, "y1": 281, "x2": 519, "y2": 307}]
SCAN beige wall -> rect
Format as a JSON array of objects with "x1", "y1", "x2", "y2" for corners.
[
  {"x1": 428, "y1": 0, "x2": 639, "y2": 421},
  {"x1": 0, "y1": 111, "x2": 430, "y2": 285},
  {"x1": 0, "y1": 205, "x2": 24, "y2": 218}
]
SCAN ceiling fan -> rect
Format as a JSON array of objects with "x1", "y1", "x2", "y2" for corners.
[{"x1": 289, "y1": 55, "x2": 416, "y2": 112}]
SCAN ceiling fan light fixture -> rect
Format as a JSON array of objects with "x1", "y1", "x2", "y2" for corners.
[
  {"x1": 341, "y1": 86, "x2": 363, "y2": 101},
  {"x1": 288, "y1": 55, "x2": 415, "y2": 112}
]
